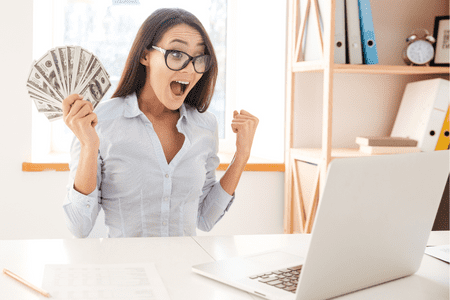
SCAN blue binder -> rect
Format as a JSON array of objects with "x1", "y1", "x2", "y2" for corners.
[{"x1": 358, "y1": 0, "x2": 378, "y2": 64}]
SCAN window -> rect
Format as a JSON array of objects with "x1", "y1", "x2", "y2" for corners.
[
  {"x1": 32, "y1": 0, "x2": 287, "y2": 165},
  {"x1": 32, "y1": 0, "x2": 229, "y2": 162}
]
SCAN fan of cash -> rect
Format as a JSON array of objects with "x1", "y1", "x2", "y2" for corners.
[{"x1": 26, "y1": 46, "x2": 111, "y2": 121}]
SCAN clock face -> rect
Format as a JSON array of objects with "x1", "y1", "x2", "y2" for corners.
[{"x1": 406, "y1": 40, "x2": 435, "y2": 65}]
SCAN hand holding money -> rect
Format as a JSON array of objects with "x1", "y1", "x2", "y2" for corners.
[
  {"x1": 62, "y1": 94, "x2": 99, "y2": 149},
  {"x1": 26, "y1": 45, "x2": 111, "y2": 122}
]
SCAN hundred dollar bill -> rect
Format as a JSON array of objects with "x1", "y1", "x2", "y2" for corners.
[
  {"x1": 78, "y1": 53, "x2": 111, "y2": 95},
  {"x1": 66, "y1": 45, "x2": 75, "y2": 93},
  {"x1": 28, "y1": 89, "x2": 61, "y2": 106},
  {"x1": 71, "y1": 46, "x2": 81, "y2": 93},
  {"x1": 73, "y1": 47, "x2": 92, "y2": 93},
  {"x1": 57, "y1": 46, "x2": 69, "y2": 95},
  {"x1": 44, "y1": 112, "x2": 63, "y2": 122},
  {"x1": 74, "y1": 58, "x2": 91, "y2": 94},
  {"x1": 27, "y1": 82, "x2": 60, "y2": 103},
  {"x1": 27, "y1": 66, "x2": 63, "y2": 102},
  {"x1": 32, "y1": 98, "x2": 62, "y2": 113},
  {"x1": 27, "y1": 85, "x2": 62, "y2": 107},
  {"x1": 75, "y1": 56, "x2": 100, "y2": 94},
  {"x1": 50, "y1": 48, "x2": 67, "y2": 97},
  {"x1": 26, "y1": 80, "x2": 63, "y2": 104},
  {"x1": 79, "y1": 67, "x2": 111, "y2": 108},
  {"x1": 76, "y1": 53, "x2": 96, "y2": 91},
  {"x1": 97, "y1": 56, "x2": 110, "y2": 78},
  {"x1": 34, "y1": 50, "x2": 66, "y2": 101}
]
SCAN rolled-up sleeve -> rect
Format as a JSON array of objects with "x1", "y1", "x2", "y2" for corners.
[
  {"x1": 62, "y1": 135, "x2": 103, "y2": 238},
  {"x1": 196, "y1": 122, "x2": 235, "y2": 232}
]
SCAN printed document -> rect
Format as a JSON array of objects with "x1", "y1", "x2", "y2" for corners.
[
  {"x1": 425, "y1": 245, "x2": 450, "y2": 263},
  {"x1": 41, "y1": 263, "x2": 170, "y2": 299}
]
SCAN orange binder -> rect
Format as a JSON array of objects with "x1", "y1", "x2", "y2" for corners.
[{"x1": 435, "y1": 106, "x2": 450, "y2": 150}]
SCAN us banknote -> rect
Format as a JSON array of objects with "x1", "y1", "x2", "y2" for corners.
[{"x1": 26, "y1": 46, "x2": 111, "y2": 121}]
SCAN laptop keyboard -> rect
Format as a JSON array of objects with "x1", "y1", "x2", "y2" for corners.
[{"x1": 249, "y1": 265, "x2": 302, "y2": 293}]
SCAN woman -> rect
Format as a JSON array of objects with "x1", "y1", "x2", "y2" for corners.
[{"x1": 62, "y1": 8, "x2": 258, "y2": 238}]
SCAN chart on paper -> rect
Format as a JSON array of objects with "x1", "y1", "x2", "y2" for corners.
[{"x1": 42, "y1": 263, "x2": 170, "y2": 299}]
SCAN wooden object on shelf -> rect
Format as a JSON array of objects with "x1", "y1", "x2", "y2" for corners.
[
  {"x1": 358, "y1": 146, "x2": 422, "y2": 154},
  {"x1": 284, "y1": 0, "x2": 450, "y2": 234},
  {"x1": 355, "y1": 136, "x2": 418, "y2": 147}
]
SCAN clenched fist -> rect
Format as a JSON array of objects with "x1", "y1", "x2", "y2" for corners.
[
  {"x1": 231, "y1": 110, "x2": 259, "y2": 161},
  {"x1": 62, "y1": 94, "x2": 99, "y2": 150}
]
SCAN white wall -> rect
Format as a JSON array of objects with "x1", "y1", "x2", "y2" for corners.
[{"x1": 0, "y1": 0, "x2": 286, "y2": 240}]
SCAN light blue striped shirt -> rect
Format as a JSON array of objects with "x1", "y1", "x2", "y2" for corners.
[{"x1": 63, "y1": 92, "x2": 234, "y2": 238}]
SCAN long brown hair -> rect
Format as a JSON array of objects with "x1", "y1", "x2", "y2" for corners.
[{"x1": 111, "y1": 8, "x2": 218, "y2": 113}]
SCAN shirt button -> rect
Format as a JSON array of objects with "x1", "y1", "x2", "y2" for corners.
[
  {"x1": 87, "y1": 204, "x2": 90, "y2": 208},
  {"x1": 164, "y1": 197, "x2": 169, "y2": 201},
  {"x1": 163, "y1": 222, "x2": 167, "y2": 226},
  {"x1": 165, "y1": 174, "x2": 169, "y2": 178}
]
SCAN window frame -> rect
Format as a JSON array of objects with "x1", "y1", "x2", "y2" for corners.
[{"x1": 30, "y1": 0, "x2": 287, "y2": 168}]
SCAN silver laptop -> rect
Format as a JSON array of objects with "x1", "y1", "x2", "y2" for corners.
[{"x1": 192, "y1": 150, "x2": 449, "y2": 300}]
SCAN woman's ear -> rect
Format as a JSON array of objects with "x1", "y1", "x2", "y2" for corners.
[{"x1": 140, "y1": 49, "x2": 150, "y2": 66}]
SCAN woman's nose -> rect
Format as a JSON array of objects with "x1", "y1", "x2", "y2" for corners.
[{"x1": 181, "y1": 60, "x2": 196, "y2": 74}]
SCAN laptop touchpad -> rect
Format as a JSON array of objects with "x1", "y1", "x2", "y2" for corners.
[{"x1": 246, "y1": 251, "x2": 304, "y2": 269}]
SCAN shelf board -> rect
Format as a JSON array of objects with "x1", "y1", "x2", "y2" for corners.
[
  {"x1": 291, "y1": 60, "x2": 325, "y2": 73},
  {"x1": 292, "y1": 62, "x2": 450, "y2": 75},
  {"x1": 289, "y1": 148, "x2": 373, "y2": 165}
]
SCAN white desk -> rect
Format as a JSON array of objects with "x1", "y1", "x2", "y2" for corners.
[{"x1": 0, "y1": 232, "x2": 448, "y2": 300}]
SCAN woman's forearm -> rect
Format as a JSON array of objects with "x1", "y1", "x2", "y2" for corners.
[
  {"x1": 219, "y1": 153, "x2": 248, "y2": 196},
  {"x1": 73, "y1": 146, "x2": 99, "y2": 195}
]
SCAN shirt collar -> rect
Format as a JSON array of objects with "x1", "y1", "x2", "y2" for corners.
[
  {"x1": 123, "y1": 92, "x2": 188, "y2": 121},
  {"x1": 178, "y1": 101, "x2": 187, "y2": 120},
  {"x1": 123, "y1": 92, "x2": 142, "y2": 118}
]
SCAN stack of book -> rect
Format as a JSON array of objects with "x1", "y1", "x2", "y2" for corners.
[{"x1": 356, "y1": 136, "x2": 421, "y2": 154}]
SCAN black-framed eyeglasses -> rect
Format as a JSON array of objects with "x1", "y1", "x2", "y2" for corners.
[{"x1": 152, "y1": 46, "x2": 211, "y2": 74}]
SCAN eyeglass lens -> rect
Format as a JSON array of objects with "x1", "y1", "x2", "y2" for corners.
[{"x1": 167, "y1": 51, "x2": 210, "y2": 73}]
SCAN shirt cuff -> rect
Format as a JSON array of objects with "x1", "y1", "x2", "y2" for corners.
[
  {"x1": 64, "y1": 180, "x2": 100, "y2": 217},
  {"x1": 212, "y1": 180, "x2": 235, "y2": 212}
]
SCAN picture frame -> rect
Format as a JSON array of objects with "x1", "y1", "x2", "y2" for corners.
[{"x1": 431, "y1": 15, "x2": 450, "y2": 66}]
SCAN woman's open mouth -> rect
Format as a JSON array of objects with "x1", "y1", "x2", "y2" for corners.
[{"x1": 170, "y1": 80, "x2": 190, "y2": 97}]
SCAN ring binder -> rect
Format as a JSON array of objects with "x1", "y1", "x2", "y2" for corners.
[{"x1": 358, "y1": 0, "x2": 378, "y2": 64}]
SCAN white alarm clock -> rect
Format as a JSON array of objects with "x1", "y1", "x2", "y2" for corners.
[{"x1": 402, "y1": 29, "x2": 436, "y2": 66}]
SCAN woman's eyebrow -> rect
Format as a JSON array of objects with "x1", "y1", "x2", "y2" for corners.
[{"x1": 169, "y1": 39, "x2": 205, "y2": 47}]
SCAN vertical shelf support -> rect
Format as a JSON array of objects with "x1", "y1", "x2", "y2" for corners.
[
  {"x1": 294, "y1": 0, "x2": 310, "y2": 62},
  {"x1": 284, "y1": 0, "x2": 297, "y2": 233},
  {"x1": 320, "y1": 0, "x2": 336, "y2": 194},
  {"x1": 285, "y1": 0, "x2": 337, "y2": 234},
  {"x1": 306, "y1": 164, "x2": 321, "y2": 233},
  {"x1": 312, "y1": 0, "x2": 324, "y2": 55}
]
